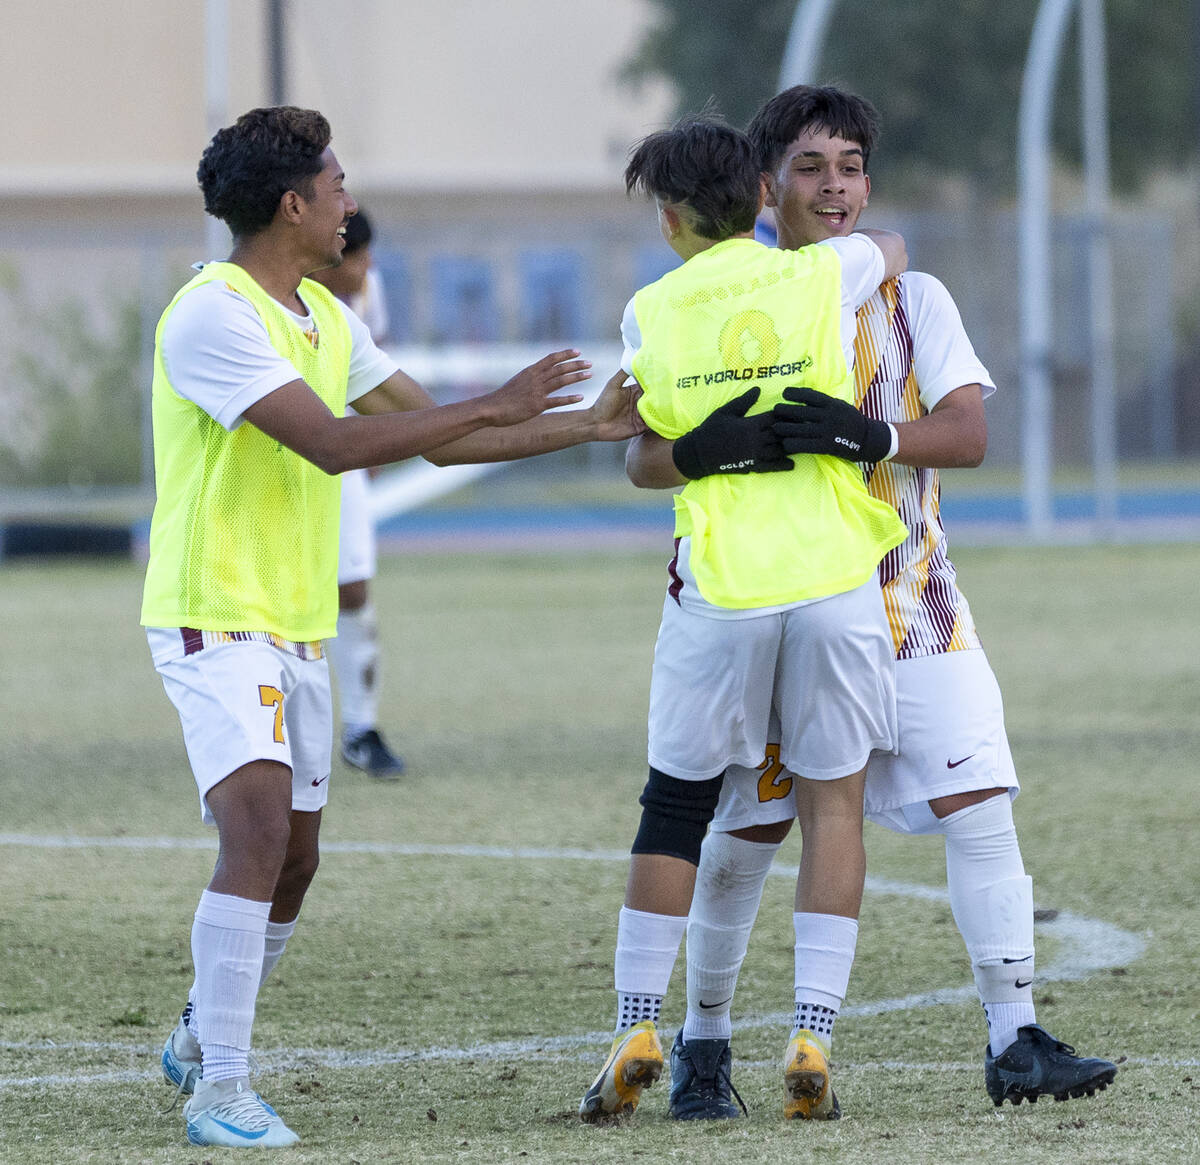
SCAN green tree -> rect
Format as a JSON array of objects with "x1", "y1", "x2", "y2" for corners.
[
  {"x1": 622, "y1": 0, "x2": 798, "y2": 131},
  {"x1": 623, "y1": 0, "x2": 1196, "y2": 196}
]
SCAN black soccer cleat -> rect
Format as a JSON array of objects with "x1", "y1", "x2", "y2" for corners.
[
  {"x1": 668, "y1": 1030, "x2": 747, "y2": 1120},
  {"x1": 985, "y1": 1024, "x2": 1117, "y2": 1107},
  {"x1": 341, "y1": 728, "x2": 406, "y2": 781}
]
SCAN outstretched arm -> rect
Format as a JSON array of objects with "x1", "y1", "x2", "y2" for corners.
[
  {"x1": 242, "y1": 348, "x2": 591, "y2": 474},
  {"x1": 352, "y1": 366, "x2": 643, "y2": 466},
  {"x1": 416, "y1": 367, "x2": 645, "y2": 466}
]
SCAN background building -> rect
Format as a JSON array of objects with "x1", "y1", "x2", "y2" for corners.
[{"x1": 1, "y1": 1, "x2": 1196, "y2": 515}]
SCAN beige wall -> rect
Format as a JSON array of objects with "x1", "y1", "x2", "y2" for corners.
[{"x1": 2, "y1": 0, "x2": 674, "y2": 197}]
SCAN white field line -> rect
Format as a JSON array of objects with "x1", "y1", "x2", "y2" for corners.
[
  {"x1": 0, "y1": 833, "x2": 1151, "y2": 1091},
  {"x1": 2, "y1": 1058, "x2": 1193, "y2": 1091}
]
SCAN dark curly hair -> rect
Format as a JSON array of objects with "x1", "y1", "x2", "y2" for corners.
[
  {"x1": 624, "y1": 115, "x2": 760, "y2": 242},
  {"x1": 197, "y1": 106, "x2": 332, "y2": 239},
  {"x1": 747, "y1": 85, "x2": 880, "y2": 177}
]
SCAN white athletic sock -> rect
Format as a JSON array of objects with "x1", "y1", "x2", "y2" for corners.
[
  {"x1": 191, "y1": 890, "x2": 270, "y2": 1082},
  {"x1": 182, "y1": 914, "x2": 292, "y2": 1059},
  {"x1": 326, "y1": 603, "x2": 380, "y2": 739},
  {"x1": 201, "y1": 1044, "x2": 245, "y2": 1080},
  {"x1": 940, "y1": 795, "x2": 1037, "y2": 1055},
  {"x1": 613, "y1": 906, "x2": 687, "y2": 1033},
  {"x1": 259, "y1": 918, "x2": 297, "y2": 987},
  {"x1": 792, "y1": 912, "x2": 859, "y2": 1048},
  {"x1": 184, "y1": 917, "x2": 298, "y2": 1053},
  {"x1": 983, "y1": 1000, "x2": 1036, "y2": 1057},
  {"x1": 683, "y1": 832, "x2": 779, "y2": 1042}
]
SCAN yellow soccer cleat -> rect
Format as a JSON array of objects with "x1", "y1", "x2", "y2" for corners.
[
  {"x1": 579, "y1": 1019, "x2": 664, "y2": 1122},
  {"x1": 783, "y1": 1029, "x2": 841, "y2": 1120}
]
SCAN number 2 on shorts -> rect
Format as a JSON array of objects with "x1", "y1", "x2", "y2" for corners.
[
  {"x1": 756, "y1": 742, "x2": 792, "y2": 803},
  {"x1": 258, "y1": 684, "x2": 285, "y2": 744}
]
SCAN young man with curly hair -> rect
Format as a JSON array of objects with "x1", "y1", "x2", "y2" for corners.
[{"x1": 145, "y1": 106, "x2": 641, "y2": 1148}]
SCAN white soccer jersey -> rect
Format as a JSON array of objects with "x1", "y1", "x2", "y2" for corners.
[{"x1": 855, "y1": 272, "x2": 995, "y2": 658}]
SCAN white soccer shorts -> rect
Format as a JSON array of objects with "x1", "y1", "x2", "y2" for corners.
[
  {"x1": 337, "y1": 467, "x2": 377, "y2": 586},
  {"x1": 147, "y1": 630, "x2": 334, "y2": 824},
  {"x1": 646, "y1": 575, "x2": 897, "y2": 782},
  {"x1": 710, "y1": 647, "x2": 1018, "y2": 833}
]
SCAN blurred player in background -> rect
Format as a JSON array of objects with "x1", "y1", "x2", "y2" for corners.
[
  {"x1": 660, "y1": 85, "x2": 1118, "y2": 1117},
  {"x1": 309, "y1": 209, "x2": 405, "y2": 780},
  {"x1": 579, "y1": 114, "x2": 908, "y2": 1124},
  {"x1": 144, "y1": 105, "x2": 642, "y2": 1149}
]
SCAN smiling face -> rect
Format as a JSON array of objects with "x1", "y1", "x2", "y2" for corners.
[
  {"x1": 298, "y1": 147, "x2": 358, "y2": 273},
  {"x1": 765, "y1": 127, "x2": 871, "y2": 251}
]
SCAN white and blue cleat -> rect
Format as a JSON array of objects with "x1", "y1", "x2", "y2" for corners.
[{"x1": 183, "y1": 1076, "x2": 299, "y2": 1148}]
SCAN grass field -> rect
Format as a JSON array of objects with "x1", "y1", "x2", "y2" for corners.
[{"x1": 2, "y1": 544, "x2": 1199, "y2": 1164}]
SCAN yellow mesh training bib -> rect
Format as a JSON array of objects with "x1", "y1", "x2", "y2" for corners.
[
  {"x1": 140, "y1": 262, "x2": 352, "y2": 640},
  {"x1": 632, "y1": 238, "x2": 906, "y2": 608}
]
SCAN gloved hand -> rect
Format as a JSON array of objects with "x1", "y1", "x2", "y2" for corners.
[
  {"x1": 772, "y1": 386, "x2": 893, "y2": 463},
  {"x1": 672, "y1": 387, "x2": 794, "y2": 479}
]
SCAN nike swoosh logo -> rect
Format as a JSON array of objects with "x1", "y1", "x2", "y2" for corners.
[
  {"x1": 311, "y1": 774, "x2": 329, "y2": 787},
  {"x1": 698, "y1": 997, "x2": 732, "y2": 1010},
  {"x1": 1014, "y1": 979, "x2": 1033, "y2": 989},
  {"x1": 1003, "y1": 956, "x2": 1033, "y2": 965},
  {"x1": 946, "y1": 754, "x2": 976, "y2": 769},
  {"x1": 211, "y1": 1117, "x2": 268, "y2": 1141}
]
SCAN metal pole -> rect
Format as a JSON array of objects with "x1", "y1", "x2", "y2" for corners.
[
  {"x1": 1080, "y1": 0, "x2": 1118, "y2": 531},
  {"x1": 778, "y1": 0, "x2": 841, "y2": 88},
  {"x1": 1018, "y1": 0, "x2": 1076, "y2": 538},
  {"x1": 1147, "y1": 222, "x2": 1176, "y2": 456},
  {"x1": 267, "y1": 0, "x2": 288, "y2": 105}
]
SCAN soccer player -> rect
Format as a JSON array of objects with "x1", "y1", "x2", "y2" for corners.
[
  {"x1": 309, "y1": 209, "x2": 406, "y2": 780},
  {"x1": 652, "y1": 85, "x2": 1119, "y2": 1117},
  {"x1": 145, "y1": 106, "x2": 642, "y2": 1148},
  {"x1": 579, "y1": 115, "x2": 909, "y2": 1123}
]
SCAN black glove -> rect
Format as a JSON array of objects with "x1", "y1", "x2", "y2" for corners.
[
  {"x1": 771, "y1": 386, "x2": 892, "y2": 463},
  {"x1": 672, "y1": 387, "x2": 793, "y2": 480}
]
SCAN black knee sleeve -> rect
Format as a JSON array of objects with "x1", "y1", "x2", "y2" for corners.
[{"x1": 630, "y1": 766, "x2": 724, "y2": 865}]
